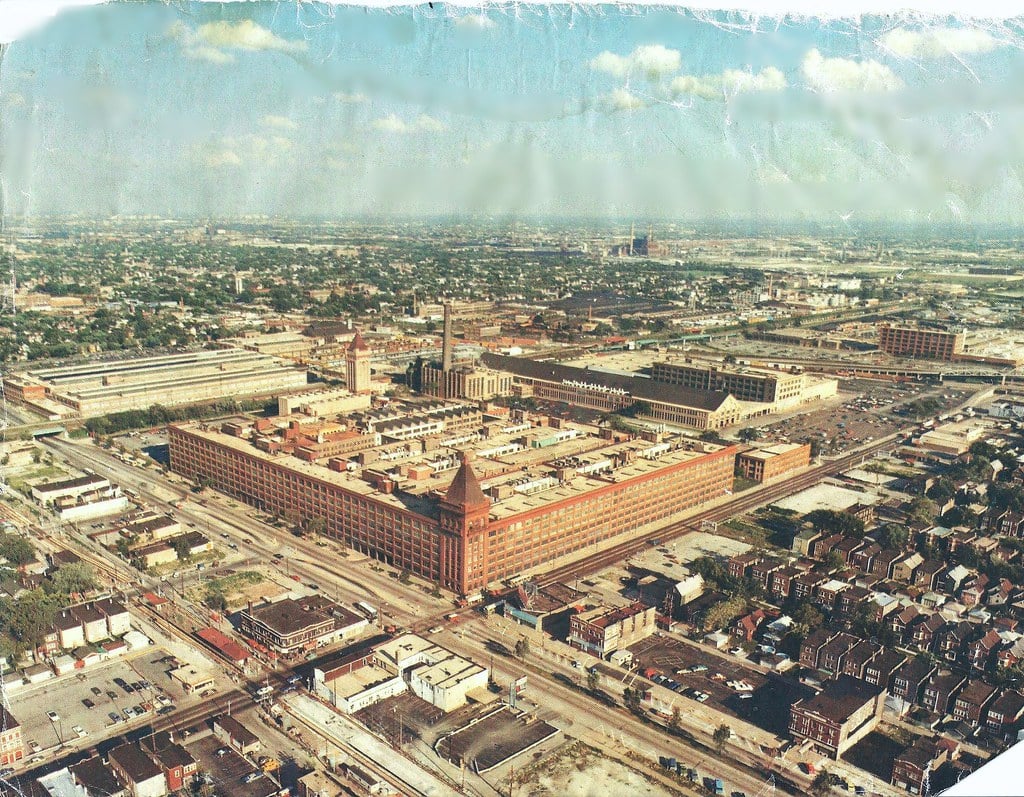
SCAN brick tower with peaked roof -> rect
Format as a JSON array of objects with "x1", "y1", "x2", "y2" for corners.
[
  {"x1": 438, "y1": 453, "x2": 490, "y2": 595},
  {"x1": 345, "y1": 329, "x2": 371, "y2": 394}
]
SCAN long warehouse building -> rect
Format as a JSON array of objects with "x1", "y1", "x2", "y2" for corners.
[
  {"x1": 168, "y1": 415, "x2": 737, "y2": 594},
  {"x1": 6, "y1": 349, "x2": 309, "y2": 418}
]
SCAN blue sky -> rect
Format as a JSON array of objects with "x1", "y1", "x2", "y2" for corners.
[{"x1": 3, "y1": 3, "x2": 1024, "y2": 222}]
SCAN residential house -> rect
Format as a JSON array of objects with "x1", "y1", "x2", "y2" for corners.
[
  {"x1": 800, "y1": 629, "x2": 839, "y2": 670},
  {"x1": 945, "y1": 565, "x2": 974, "y2": 595},
  {"x1": 212, "y1": 714, "x2": 261, "y2": 756},
  {"x1": 890, "y1": 605, "x2": 926, "y2": 639},
  {"x1": 733, "y1": 609, "x2": 767, "y2": 642},
  {"x1": 140, "y1": 732, "x2": 198, "y2": 793},
  {"x1": 769, "y1": 566, "x2": 802, "y2": 601},
  {"x1": 920, "y1": 672, "x2": 968, "y2": 716},
  {"x1": 951, "y1": 680, "x2": 998, "y2": 727},
  {"x1": 814, "y1": 579, "x2": 849, "y2": 610},
  {"x1": 863, "y1": 648, "x2": 908, "y2": 690},
  {"x1": 892, "y1": 553, "x2": 924, "y2": 584},
  {"x1": 792, "y1": 572, "x2": 829, "y2": 602},
  {"x1": 108, "y1": 742, "x2": 167, "y2": 797},
  {"x1": 960, "y1": 575, "x2": 991, "y2": 609},
  {"x1": 842, "y1": 640, "x2": 881, "y2": 679},
  {"x1": 818, "y1": 632, "x2": 861, "y2": 677},
  {"x1": 788, "y1": 676, "x2": 885, "y2": 758},
  {"x1": 727, "y1": 552, "x2": 763, "y2": 580},
  {"x1": 851, "y1": 543, "x2": 881, "y2": 573},
  {"x1": 936, "y1": 621, "x2": 977, "y2": 665},
  {"x1": 890, "y1": 659, "x2": 938, "y2": 714},
  {"x1": 872, "y1": 549, "x2": 904, "y2": 579},
  {"x1": 811, "y1": 533, "x2": 845, "y2": 562},
  {"x1": 750, "y1": 558, "x2": 786, "y2": 591},
  {"x1": 983, "y1": 690, "x2": 1024, "y2": 737},
  {"x1": 913, "y1": 560, "x2": 947, "y2": 591},
  {"x1": 997, "y1": 637, "x2": 1024, "y2": 669},
  {"x1": 891, "y1": 737, "x2": 952, "y2": 795},
  {"x1": 837, "y1": 585, "x2": 872, "y2": 617},
  {"x1": 870, "y1": 592, "x2": 901, "y2": 624},
  {"x1": 833, "y1": 537, "x2": 865, "y2": 566},
  {"x1": 0, "y1": 707, "x2": 22, "y2": 767},
  {"x1": 966, "y1": 629, "x2": 1002, "y2": 671},
  {"x1": 910, "y1": 615, "x2": 946, "y2": 653},
  {"x1": 986, "y1": 579, "x2": 1013, "y2": 607}
]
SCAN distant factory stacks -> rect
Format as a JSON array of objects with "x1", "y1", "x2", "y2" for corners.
[
  {"x1": 611, "y1": 223, "x2": 670, "y2": 258},
  {"x1": 442, "y1": 302, "x2": 454, "y2": 374},
  {"x1": 345, "y1": 329, "x2": 372, "y2": 394}
]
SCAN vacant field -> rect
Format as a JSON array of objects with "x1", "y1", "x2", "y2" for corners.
[{"x1": 520, "y1": 742, "x2": 675, "y2": 797}]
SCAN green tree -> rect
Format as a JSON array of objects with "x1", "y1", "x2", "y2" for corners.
[
  {"x1": 700, "y1": 595, "x2": 746, "y2": 632},
  {"x1": 171, "y1": 536, "x2": 192, "y2": 561},
  {"x1": 668, "y1": 706, "x2": 681, "y2": 731},
  {"x1": 513, "y1": 638, "x2": 530, "y2": 658},
  {"x1": 824, "y1": 551, "x2": 846, "y2": 572},
  {"x1": 0, "y1": 534, "x2": 37, "y2": 567},
  {"x1": 906, "y1": 497, "x2": 938, "y2": 526},
  {"x1": 8, "y1": 589, "x2": 59, "y2": 660},
  {"x1": 586, "y1": 668, "x2": 601, "y2": 692},
  {"x1": 713, "y1": 724, "x2": 732, "y2": 753},
  {"x1": 204, "y1": 592, "x2": 227, "y2": 611},
  {"x1": 876, "y1": 524, "x2": 909, "y2": 551},
  {"x1": 46, "y1": 563, "x2": 97, "y2": 597},
  {"x1": 804, "y1": 509, "x2": 865, "y2": 537},
  {"x1": 811, "y1": 771, "x2": 832, "y2": 797}
]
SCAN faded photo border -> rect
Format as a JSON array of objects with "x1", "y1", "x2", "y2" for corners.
[{"x1": 2, "y1": 1, "x2": 1023, "y2": 794}]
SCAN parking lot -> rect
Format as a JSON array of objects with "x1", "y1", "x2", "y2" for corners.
[
  {"x1": 12, "y1": 651, "x2": 181, "y2": 764},
  {"x1": 629, "y1": 635, "x2": 814, "y2": 736},
  {"x1": 189, "y1": 731, "x2": 279, "y2": 797}
]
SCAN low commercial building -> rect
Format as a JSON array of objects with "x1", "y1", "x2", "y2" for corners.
[
  {"x1": 32, "y1": 474, "x2": 110, "y2": 505},
  {"x1": 735, "y1": 443, "x2": 811, "y2": 483},
  {"x1": 314, "y1": 633, "x2": 489, "y2": 714},
  {"x1": 278, "y1": 386, "x2": 373, "y2": 418},
  {"x1": 789, "y1": 676, "x2": 885, "y2": 758},
  {"x1": 212, "y1": 714, "x2": 261, "y2": 756},
  {"x1": 168, "y1": 665, "x2": 216, "y2": 695},
  {"x1": 568, "y1": 602, "x2": 657, "y2": 658},
  {"x1": 237, "y1": 596, "x2": 368, "y2": 655}
]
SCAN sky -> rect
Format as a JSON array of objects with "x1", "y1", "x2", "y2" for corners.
[{"x1": 4, "y1": 3, "x2": 1024, "y2": 223}]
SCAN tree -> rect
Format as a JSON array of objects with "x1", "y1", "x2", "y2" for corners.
[
  {"x1": 7, "y1": 589, "x2": 59, "y2": 660},
  {"x1": 204, "y1": 592, "x2": 227, "y2": 611},
  {"x1": 586, "y1": 668, "x2": 601, "y2": 692},
  {"x1": 737, "y1": 427, "x2": 761, "y2": 443},
  {"x1": 171, "y1": 536, "x2": 192, "y2": 561},
  {"x1": 305, "y1": 516, "x2": 328, "y2": 537},
  {"x1": 876, "y1": 523, "x2": 909, "y2": 551},
  {"x1": 0, "y1": 534, "x2": 37, "y2": 567},
  {"x1": 514, "y1": 637, "x2": 530, "y2": 658},
  {"x1": 46, "y1": 563, "x2": 97, "y2": 597},
  {"x1": 712, "y1": 724, "x2": 731, "y2": 753},
  {"x1": 823, "y1": 551, "x2": 845, "y2": 571},
  {"x1": 668, "y1": 706, "x2": 681, "y2": 731},
  {"x1": 804, "y1": 509, "x2": 864, "y2": 537},
  {"x1": 906, "y1": 497, "x2": 938, "y2": 526},
  {"x1": 810, "y1": 771, "x2": 832, "y2": 797},
  {"x1": 700, "y1": 595, "x2": 746, "y2": 632}
]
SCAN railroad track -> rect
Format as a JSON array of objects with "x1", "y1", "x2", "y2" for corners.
[{"x1": 535, "y1": 435, "x2": 899, "y2": 588}]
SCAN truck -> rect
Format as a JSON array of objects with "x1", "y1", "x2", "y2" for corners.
[
  {"x1": 354, "y1": 601, "x2": 378, "y2": 622},
  {"x1": 254, "y1": 685, "x2": 274, "y2": 698},
  {"x1": 704, "y1": 777, "x2": 725, "y2": 795}
]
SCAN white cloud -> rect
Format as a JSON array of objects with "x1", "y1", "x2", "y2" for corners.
[
  {"x1": 202, "y1": 147, "x2": 242, "y2": 169},
  {"x1": 590, "y1": 44, "x2": 681, "y2": 81},
  {"x1": 334, "y1": 91, "x2": 367, "y2": 104},
  {"x1": 372, "y1": 114, "x2": 446, "y2": 134},
  {"x1": 262, "y1": 115, "x2": 297, "y2": 130},
  {"x1": 193, "y1": 134, "x2": 293, "y2": 168},
  {"x1": 373, "y1": 114, "x2": 410, "y2": 134},
  {"x1": 670, "y1": 67, "x2": 786, "y2": 100},
  {"x1": 879, "y1": 27, "x2": 1001, "y2": 59},
  {"x1": 801, "y1": 49, "x2": 902, "y2": 93},
  {"x1": 415, "y1": 114, "x2": 446, "y2": 132},
  {"x1": 454, "y1": 14, "x2": 495, "y2": 30},
  {"x1": 170, "y1": 20, "x2": 306, "y2": 65},
  {"x1": 606, "y1": 88, "x2": 646, "y2": 111}
]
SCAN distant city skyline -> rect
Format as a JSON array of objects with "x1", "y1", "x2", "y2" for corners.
[{"x1": 3, "y1": 4, "x2": 1024, "y2": 223}]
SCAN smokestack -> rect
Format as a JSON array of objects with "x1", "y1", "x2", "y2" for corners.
[{"x1": 442, "y1": 302, "x2": 453, "y2": 372}]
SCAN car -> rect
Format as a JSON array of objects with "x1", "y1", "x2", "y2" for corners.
[
  {"x1": 113, "y1": 677, "x2": 128, "y2": 687},
  {"x1": 131, "y1": 681, "x2": 143, "y2": 691},
  {"x1": 139, "y1": 680, "x2": 151, "y2": 689},
  {"x1": 156, "y1": 694, "x2": 172, "y2": 707},
  {"x1": 242, "y1": 772, "x2": 263, "y2": 784},
  {"x1": 243, "y1": 538, "x2": 253, "y2": 544},
  {"x1": 854, "y1": 787, "x2": 866, "y2": 796},
  {"x1": 29, "y1": 741, "x2": 41, "y2": 753},
  {"x1": 688, "y1": 664, "x2": 709, "y2": 673},
  {"x1": 220, "y1": 532, "x2": 230, "y2": 538},
  {"x1": 695, "y1": 692, "x2": 710, "y2": 703},
  {"x1": 132, "y1": 705, "x2": 144, "y2": 715},
  {"x1": 428, "y1": 626, "x2": 444, "y2": 634},
  {"x1": 216, "y1": 747, "x2": 231, "y2": 757},
  {"x1": 123, "y1": 708, "x2": 136, "y2": 719},
  {"x1": 72, "y1": 725, "x2": 87, "y2": 739},
  {"x1": 90, "y1": 686, "x2": 102, "y2": 696},
  {"x1": 738, "y1": 693, "x2": 753, "y2": 700},
  {"x1": 229, "y1": 543, "x2": 238, "y2": 550},
  {"x1": 108, "y1": 711, "x2": 120, "y2": 722},
  {"x1": 29, "y1": 757, "x2": 43, "y2": 765},
  {"x1": 287, "y1": 675, "x2": 302, "y2": 685},
  {"x1": 123, "y1": 683, "x2": 135, "y2": 693},
  {"x1": 82, "y1": 698, "x2": 95, "y2": 709},
  {"x1": 157, "y1": 705, "x2": 175, "y2": 715},
  {"x1": 728, "y1": 647, "x2": 745, "y2": 656},
  {"x1": 273, "y1": 553, "x2": 285, "y2": 560},
  {"x1": 200, "y1": 688, "x2": 217, "y2": 698},
  {"x1": 106, "y1": 690, "x2": 118, "y2": 699},
  {"x1": 306, "y1": 582, "x2": 319, "y2": 590},
  {"x1": 46, "y1": 711, "x2": 59, "y2": 722}
]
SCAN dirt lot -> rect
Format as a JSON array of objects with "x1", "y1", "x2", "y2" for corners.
[
  {"x1": 518, "y1": 740, "x2": 674, "y2": 797},
  {"x1": 629, "y1": 636, "x2": 814, "y2": 736},
  {"x1": 438, "y1": 706, "x2": 559, "y2": 771}
]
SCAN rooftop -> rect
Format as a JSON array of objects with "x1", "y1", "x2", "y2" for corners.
[{"x1": 793, "y1": 675, "x2": 882, "y2": 723}]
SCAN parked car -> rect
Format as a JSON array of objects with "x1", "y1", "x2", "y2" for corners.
[
  {"x1": 242, "y1": 772, "x2": 263, "y2": 784},
  {"x1": 72, "y1": 726, "x2": 87, "y2": 739},
  {"x1": 216, "y1": 747, "x2": 231, "y2": 757},
  {"x1": 46, "y1": 711, "x2": 59, "y2": 722},
  {"x1": 82, "y1": 699, "x2": 95, "y2": 709},
  {"x1": 90, "y1": 686, "x2": 102, "y2": 696}
]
